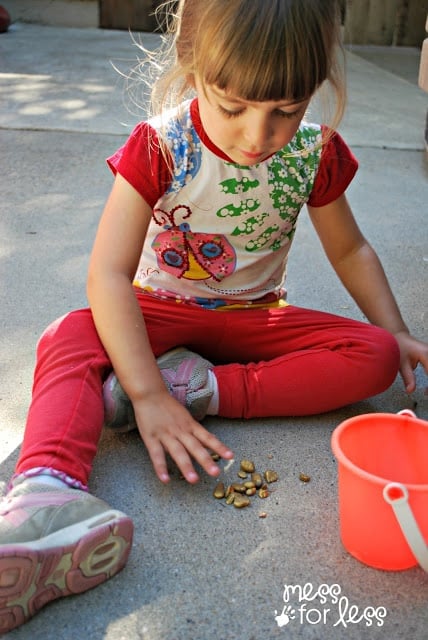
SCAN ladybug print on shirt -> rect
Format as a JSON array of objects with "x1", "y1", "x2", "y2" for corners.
[{"x1": 151, "y1": 204, "x2": 236, "y2": 282}]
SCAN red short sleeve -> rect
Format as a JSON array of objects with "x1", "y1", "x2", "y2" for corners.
[
  {"x1": 307, "y1": 127, "x2": 358, "y2": 208},
  {"x1": 106, "y1": 122, "x2": 171, "y2": 208}
]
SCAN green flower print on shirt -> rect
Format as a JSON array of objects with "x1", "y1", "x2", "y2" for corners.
[
  {"x1": 215, "y1": 126, "x2": 321, "y2": 253},
  {"x1": 217, "y1": 198, "x2": 260, "y2": 218},
  {"x1": 220, "y1": 176, "x2": 260, "y2": 194}
]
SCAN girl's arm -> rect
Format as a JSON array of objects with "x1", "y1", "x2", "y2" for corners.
[
  {"x1": 87, "y1": 174, "x2": 233, "y2": 483},
  {"x1": 308, "y1": 194, "x2": 428, "y2": 393}
]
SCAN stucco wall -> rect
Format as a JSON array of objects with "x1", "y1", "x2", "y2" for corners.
[{"x1": 4, "y1": 0, "x2": 427, "y2": 46}]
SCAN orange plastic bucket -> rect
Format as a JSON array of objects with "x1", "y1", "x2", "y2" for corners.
[{"x1": 331, "y1": 411, "x2": 428, "y2": 571}]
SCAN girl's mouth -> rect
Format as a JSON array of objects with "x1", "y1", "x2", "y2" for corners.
[{"x1": 240, "y1": 149, "x2": 265, "y2": 160}]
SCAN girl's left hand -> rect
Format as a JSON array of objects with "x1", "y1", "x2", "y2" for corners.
[{"x1": 394, "y1": 331, "x2": 428, "y2": 394}]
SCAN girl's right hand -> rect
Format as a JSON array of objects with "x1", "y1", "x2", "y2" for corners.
[{"x1": 132, "y1": 390, "x2": 234, "y2": 484}]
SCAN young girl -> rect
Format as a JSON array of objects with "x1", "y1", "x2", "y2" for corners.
[{"x1": 1, "y1": 0, "x2": 427, "y2": 633}]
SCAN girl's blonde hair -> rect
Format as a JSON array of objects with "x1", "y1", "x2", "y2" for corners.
[{"x1": 145, "y1": 0, "x2": 346, "y2": 130}]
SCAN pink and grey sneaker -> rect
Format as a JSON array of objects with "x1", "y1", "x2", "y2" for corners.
[
  {"x1": 0, "y1": 480, "x2": 133, "y2": 634},
  {"x1": 157, "y1": 347, "x2": 214, "y2": 420},
  {"x1": 103, "y1": 370, "x2": 138, "y2": 433},
  {"x1": 103, "y1": 347, "x2": 214, "y2": 431}
]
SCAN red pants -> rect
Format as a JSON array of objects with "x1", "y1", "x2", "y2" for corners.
[{"x1": 16, "y1": 293, "x2": 400, "y2": 486}]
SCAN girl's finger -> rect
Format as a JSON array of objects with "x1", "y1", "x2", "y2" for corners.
[
  {"x1": 161, "y1": 434, "x2": 201, "y2": 483},
  {"x1": 176, "y1": 428, "x2": 227, "y2": 479},
  {"x1": 143, "y1": 436, "x2": 171, "y2": 483},
  {"x1": 400, "y1": 362, "x2": 416, "y2": 394},
  {"x1": 191, "y1": 423, "x2": 234, "y2": 461}
]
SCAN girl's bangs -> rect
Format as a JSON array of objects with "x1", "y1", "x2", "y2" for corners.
[
  {"x1": 198, "y1": 29, "x2": 327, "y2": 103},
  {"x1": 202, "y1": 48, "x2": 320, "y2": 103}
]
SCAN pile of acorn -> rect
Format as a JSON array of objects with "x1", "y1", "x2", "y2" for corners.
[{"x1": 212, "y1": 458, "x2": 279, "y2": 509}]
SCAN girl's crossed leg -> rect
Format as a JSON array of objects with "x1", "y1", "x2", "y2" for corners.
[
  {"x1": 15, "y1": 294, "x2": 400, "y2": 486},
  {"x1": 205, "y1": 305, "x2": 400, "y2": 417}
]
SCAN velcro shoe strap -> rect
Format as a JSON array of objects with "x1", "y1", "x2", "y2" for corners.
[{"x1": 162, "y1": 359, "x2": 197, "y2": 404}]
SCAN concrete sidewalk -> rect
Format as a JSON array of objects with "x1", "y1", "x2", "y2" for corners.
[{"x1": 1, "y1": 22, "x2": 427, "y2": 640}]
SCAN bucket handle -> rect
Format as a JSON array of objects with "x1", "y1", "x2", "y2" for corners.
[
  {"x1": 382, "y1": 410, "x2": 428, "y2": 572},
  {"x1": 396, "y1": 409, "x2": 417, "y2": 418},
  {"x1": 383, "y1": 483, "x2": 428, "y2": 572}
]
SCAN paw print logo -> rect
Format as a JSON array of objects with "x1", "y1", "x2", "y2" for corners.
[{"x1": 274, "y1": 605, "x2": 296, "y2": 628}]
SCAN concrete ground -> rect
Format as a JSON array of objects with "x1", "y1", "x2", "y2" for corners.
[{"x1": 1, "y1": 22, "x2": 427, "y2": 640}]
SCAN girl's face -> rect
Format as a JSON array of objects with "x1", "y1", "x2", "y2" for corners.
[{"x1": 195, "y1": 77, "x2": 311, "y2": 165}]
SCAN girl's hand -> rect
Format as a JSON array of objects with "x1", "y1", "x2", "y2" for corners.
[
  {"x1": 394, "y1": 331, "x2": 428, "y2": 395},
  {"x1": 132, "y1": 390, "x2": 234, "y2": 484}
]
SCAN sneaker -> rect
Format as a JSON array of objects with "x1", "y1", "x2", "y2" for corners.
[
  {"x1": 0, "y1": 481, "x2": 133, "y2": 634},
  {"x1": 157, "y1": 347, "x2": 214, "y2": 420},
  {"x1": 103, "y1": 370, "x2": 137, "y2": 433},
  {"x1": 103, "y1": 347, "x2": 213, "y2": 430}
]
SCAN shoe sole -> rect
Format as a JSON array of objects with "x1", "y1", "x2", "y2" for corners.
[
  {"x1": 156, "y1": 346, "x2": 188, "y2": 367},
  {"x1": 0, "y1": 510, "x2": 133, "y2": 634}
]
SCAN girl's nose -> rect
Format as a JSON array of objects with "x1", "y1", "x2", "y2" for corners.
[{"x1": 243, "y1": 114, "x2": 272, "y2": 150}]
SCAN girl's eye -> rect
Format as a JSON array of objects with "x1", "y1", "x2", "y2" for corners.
[
  {"x1": 216, "y1": 102, "x2": 306, "y2": 120},
  {"x1": 218, "y1": 105, "x2": 244, "y2": 118},
  {"x1": 277, "y1": 109, "x2": 302, "y2": 119}
]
